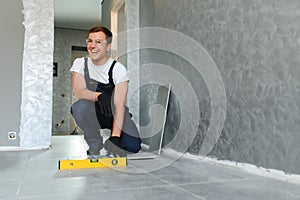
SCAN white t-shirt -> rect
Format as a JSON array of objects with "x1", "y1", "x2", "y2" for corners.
[{"x1": 70, "y1": 57, "x2": 129, "y2": 84}]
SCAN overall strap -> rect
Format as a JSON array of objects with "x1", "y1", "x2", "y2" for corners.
[
  {"x1": 84, "y1": 57, "x2": 117, "y2": 84},
  {"x1": 83, "y1": 57, "x2": 90, "y2": 78},
  {"x1": 108, "y1": 60, "x2": 117, "y2": 84}
]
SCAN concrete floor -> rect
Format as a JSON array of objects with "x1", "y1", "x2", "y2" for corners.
[{"x1": 1, "y1": 135, "x2": 300, "y2": 200}]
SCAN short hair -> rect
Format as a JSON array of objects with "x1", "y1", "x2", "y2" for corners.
[{"x1": 88, "y1": 26, "x2": 113, "y2": 44}]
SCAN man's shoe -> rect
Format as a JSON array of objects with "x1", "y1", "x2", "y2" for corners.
[{"x1": 87, "y1": 150, "x2": 101, "y2": 159}]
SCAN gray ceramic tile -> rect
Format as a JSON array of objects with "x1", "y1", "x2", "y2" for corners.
[
  {"x1": 180, "y1": 178, "x2": 300, "y2": 200},
  {"x1": 19, "y1": 185, "x2": 202, "y2": 200},
  {"x1": 19, "y1": 169, "x2": 167, "y2": 198},
  {"x1": 149, "y1": 156, "x2": 259, "y2": 185}
]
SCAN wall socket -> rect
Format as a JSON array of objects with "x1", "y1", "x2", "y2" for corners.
[{"x1": 8, "y1": 131, "x2": 17, "y2": 140}]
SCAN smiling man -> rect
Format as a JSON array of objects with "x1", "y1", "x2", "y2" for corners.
[{"x1": 70, "y1": 26, "x2": 141, "y2": 158}]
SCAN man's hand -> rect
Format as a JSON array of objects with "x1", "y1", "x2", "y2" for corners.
[
  {"x1": 97, "y1": 92, "x2": 112, "y2": 117},
  {"x1": 104, "y1": 136, "x2": 126, "y2": 157}
]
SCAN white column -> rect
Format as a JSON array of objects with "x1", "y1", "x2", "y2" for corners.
[{"x1": 20, "y1": 0, "x2": 54, "y2": 147}]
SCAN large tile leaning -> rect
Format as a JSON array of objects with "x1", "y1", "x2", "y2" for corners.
[{"x1": 149, "y1": 85, "x2": 171, "y2": 152}]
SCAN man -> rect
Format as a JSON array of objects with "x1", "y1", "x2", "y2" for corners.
[{"x1": 70, "y1": 26, "x2": 141, "y2": 158}]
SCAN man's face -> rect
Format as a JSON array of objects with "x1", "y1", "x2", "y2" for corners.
[{"x1": 86, "y1": 31, "x2": 111, "y2": 64}]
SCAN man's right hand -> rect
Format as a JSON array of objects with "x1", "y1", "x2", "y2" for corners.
[{"x1": 104, "y1": 136, "x2": 127, "y2": 157}]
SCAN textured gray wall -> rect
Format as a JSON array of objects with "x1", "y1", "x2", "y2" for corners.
[
  {"x1": 140, "y1": 0, "x2": 300, "y2": 174},
  {"x1": 53, "y1": 28, "x2": 87, "y2": 134},
  {"x1": 0, "y1": 1, "x2": 24, "y2": 146}
]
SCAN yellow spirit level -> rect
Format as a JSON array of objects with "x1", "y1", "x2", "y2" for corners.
[{"x1": 58, "y1": 157, "x2": 127, "y2": 170}]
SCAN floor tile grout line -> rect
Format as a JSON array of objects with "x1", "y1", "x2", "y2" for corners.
[
  {"x1": 112, "y1": 165, "x2": 262, "y2": 199},
  {"x1": 16, "y1": 183, "x2": 201, "y2": 200},
  {"x1": 12, "y1": 175, "x2": 296, "y2": 200},
  {"x1": 145, "y1": 172, "x2": 207, "y2": 200},
  {"x1": 15, "y1": 153, "x2": 31, "y2": 200},
  {"x1": 128, "y1": 165, "x2": 207, "y2": 200},
  {"x1": 144, "y1": 169, "x2": 264, "y2": 200},
  {"x1": 172, "y1": 177, "x2": 263, "y2": 187}
]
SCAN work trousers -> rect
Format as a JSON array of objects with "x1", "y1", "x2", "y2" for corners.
[{"x1": 71, "y1": 99, "x2": 141, "y2": 154}]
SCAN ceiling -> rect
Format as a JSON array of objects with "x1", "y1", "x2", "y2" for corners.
[{"x1": 54, "y1": 0, "x2": 102, "y2": 30}]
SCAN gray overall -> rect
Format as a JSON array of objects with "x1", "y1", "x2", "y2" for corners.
[{"x1": 71, "y1": 58, "x2": 141, "y2": 154}]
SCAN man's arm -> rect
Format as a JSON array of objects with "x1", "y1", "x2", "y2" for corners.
[
  {"x1": 111, "y1": 81, "x2": 128, "y2": 137},
  {"x1": 72, "y1": 72, "x2": 100, "y2": 101}
]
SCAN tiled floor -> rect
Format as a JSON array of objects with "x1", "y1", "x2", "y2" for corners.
[{"x1": 1, "y1": 135, "x2": 299, "y2": 200}]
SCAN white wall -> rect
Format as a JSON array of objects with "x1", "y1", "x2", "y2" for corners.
[{"x1": 0, "y1": 1, "x2": 24, "y2": 146}]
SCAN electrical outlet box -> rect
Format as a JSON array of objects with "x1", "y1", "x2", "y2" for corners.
[{"x1": 8, "y1": 132, "x2": 17, "y2": 140}]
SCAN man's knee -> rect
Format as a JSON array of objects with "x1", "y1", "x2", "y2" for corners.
[
  {"x1": 72, "y1": 100, "x2": 89, "y2": 114},
  {"x1": 122, "y1": 136, "x2": 142, "y2": 153},
  {"x1": 126, "y1": 144, "x2": 141, "y2": 153},
  {"x1": 71, "y1": 100, "x2": 93, "y2": 121}
]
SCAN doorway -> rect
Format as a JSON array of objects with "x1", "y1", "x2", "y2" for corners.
[
  {"x1": 69, "y1": 47, "x2": 88, "y2": 135},
  {"x1": 111, "y1": 0, "x2": 127, "y2": 67},
  {"x1": 53, "y1": 0, "x2": 101, "y2": 135}
]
